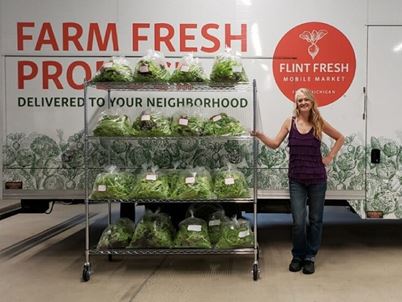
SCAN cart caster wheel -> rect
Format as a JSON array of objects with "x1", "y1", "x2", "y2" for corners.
[
  {"x1": 82, "y1": 265, "x2": 91, "y2": 282},
  {"x1": 252, "y1": 263, "x2": 259, "y2": 281},
  {"x1": 108, "y1": 255, "x2": 113, "y2": 262}
]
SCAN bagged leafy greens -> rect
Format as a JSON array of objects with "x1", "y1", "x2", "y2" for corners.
[
  {"x1": 170, "y1": 54, "x2": 208, "y2": 83},
  {"x1": 92, "y1": 57, "x2": 133, "y2": 82},
  {"x1": 203, "y1": 113, "x2": 246, "y2": 136},
  {"x1": 97, "y1": 218, "x2": 136, "y2": 249},
  {"x1": 185, "y1": 203, "x2": 224, "y2": 222},
  {"x1": 133, "y1": 50, "x2": 170, "y2": 82},
  {"x1": 171, "y1": 167, "x2": 215, "y2": 200},
  {"x1": 132, "y1": 111, "x2": 172, "y2": 137},
  {"x1": 213, "y1": 168, "x2": 250, "y2": 198},
  {"x1": 207, "y1": 210, "x2": 231, "y2": 245},
  {"x1": 90, "y1": 166, "x2": 136, "y2": 200},
  {"x1": 210, "y1": 50, "x2": 248, "y2": 83},
  {"x1": 130, "y1": 169, "x2": 170, "y2": 199},
  {"x1": 93, "y1": 113, "x2": 136, "y2": 137},
  {"x1": 215, "y1": 217, "x2": 254, "y2": 249},
  {"x1": 129, "y1": 209, "x2": 175, "y2": 248},
  {"x1": 170, "y1": 114, "x2": 205, "y2": 136},
  {"x1": 174, "y1": 212, "x2": 212, "y2": 248}
]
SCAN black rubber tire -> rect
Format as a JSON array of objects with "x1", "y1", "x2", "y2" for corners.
[
  {"x1": 82, "y1": 267, "x2": 91, "y2": 282},
  {"x1": 252, "y1": 263, "x2": 259, "y2": 281},
  {"x1": 108, "y1": 255, "x2": 113, "y2": 262}
]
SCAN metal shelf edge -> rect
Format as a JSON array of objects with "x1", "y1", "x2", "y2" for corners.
[{"x1": 89, "y1": 248, "x2": 255, "y2": 255}]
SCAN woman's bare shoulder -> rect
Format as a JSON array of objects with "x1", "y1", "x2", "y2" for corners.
[{"x1": 282, "y1": 116, "x2": 293, "y2": 131}]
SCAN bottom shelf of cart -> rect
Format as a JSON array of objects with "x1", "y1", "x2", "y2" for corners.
[{"x1": 89, "y1": 248, "x2": 255, "y2": 256}]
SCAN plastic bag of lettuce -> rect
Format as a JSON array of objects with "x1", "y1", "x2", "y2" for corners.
[
  {"x1": 215, "y1": 217, "x2": 254, "y2": 249},
  {"x1": 213, "y1": 167, "x2": 250, "y2": 198},
  {"x1": 133, "y1": 50, "x2": 170, "y2": 82},
  {"x1": 170, "y1": 113, "x2": 205, "y2": 136},
  {"x1": 185, "y1": 203, "x2": 223, "y2": 222},
  {"x1": 90, "y1": 166, "x2": 136, "y2": 200},
  {"x1": 174, "y1": 211, "x2": 212, "y2": 248},
  {"x1": 129, "y1": 209, "x2": 175, "y2": 248},
  {"x1": 170, "y1": 54, "x2": 208, "y2": 83},
  {"x1": 171, "y1": 167, "x2": 216, "y2": 200},
  {"x1": 92, "y1": 57, "x2": 133, "y2": 82},
  {"x1": 203, "y1": 113, "x2": 246, "y2": 136},
  {"x1": 210, "y1": 49, "x2": 248, "y2": 83},
  {"x1": 207, "y1": 209, "x2": 231, "y2": 245},
  {"x1": 132, "y1": 111, "x2": 172, "y2": 137},
  {"x1": 93, "y1": 112, "x2": 137, "y2": 137},
  {"x1": 130, "y1": 168, "x2": 170, "y2": 199},
  {"x1": 97, "y1": 218, "x2": 135, "y2": 249}
]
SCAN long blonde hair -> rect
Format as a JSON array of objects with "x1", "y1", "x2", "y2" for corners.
[{"x1": 294, "y1": 88, "x2": 324, "y2": 139}]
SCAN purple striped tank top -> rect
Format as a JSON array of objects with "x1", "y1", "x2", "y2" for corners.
[{"x1": 288, "y1": 117, "x2": 326, "y2": 184}]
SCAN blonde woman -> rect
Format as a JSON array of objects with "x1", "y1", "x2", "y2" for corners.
[{"x1": 252, "y1": 88, "x2": 344, "y2": 274}]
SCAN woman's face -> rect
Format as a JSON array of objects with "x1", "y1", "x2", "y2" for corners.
[{"x1": 296, "y1": 93, "x2": 313, "y2": 113}]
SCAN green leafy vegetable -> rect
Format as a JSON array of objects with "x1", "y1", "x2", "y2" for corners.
[
  {"x1": 171, "y1": 168, "x2": 215, "y2": 200},
  {"x1": 170, "y1": 55, "x2": 207, "y2": 82},
  {"x1": 133, "y1": 51, "x2": 170, "y2": 82},
  {"x1": 215, "y1": 218, "x2": 254, "y2": 248},
  {"x1": 174, "y1": 216, "x2": 212, "y2": 248},
  {"x1": 213, "y1": 169, "x2": 250, "y2": 198},
  {"x1": 90, "y1": 169, "x2": 136, "y2": 200},
  {"x1": 97, "y1": 218, "x2": 135, "y2": 249},
  {"x1": 92, "y1": 58, "x2": 133, "y2": 82},
  {"x1": 210, "y1": 54, "x2": 248, "y2": 83},
  {"x1": 129, "y1": 210, "x2": 175, "y2": 248},
  {"x1": 203, "y1": 113, "x2": 246, "y2": 136},
  {"x1": 132, "y1": 112, "x2": 172, "y2": 137},
  {"x1": 207, "y1": 210, "x2": 230, "y2": 245},
  {"x1": 130, "y1": 171, "x2": 170, "y2": 199},
  {"x1": 170, "y1": 115, "x2": 205, "y2": 136},
  {"x1": 93, "y1": 114, "x2": 137, "y2": 137},
  {"x1": 185, "y1": 203, "x2": 224, "y2": 222}
]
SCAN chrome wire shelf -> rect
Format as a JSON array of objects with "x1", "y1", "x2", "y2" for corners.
[
  {"x1": 82, "y1": 79, "x2": 260, "y2": 281},
  {"x1": 87, "y1": 135, "x2": 253, "y2": 141},
  {"x1": 87, "y1": 81, "x2": 251, "y2": 92},
  {"x1": 89, "y1": 248, "x2": 254, "y2": 256},
  {"x1": 88, "y1": 196, "x2": 254, "y2": 204}
]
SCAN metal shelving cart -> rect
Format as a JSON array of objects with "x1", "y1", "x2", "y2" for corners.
[{"x1": 81, "y1": 80, "x2": 260, "y2": 281}]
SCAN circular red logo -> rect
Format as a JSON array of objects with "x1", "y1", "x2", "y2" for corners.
[{"x1": 273, "y1": 22, "x2": 356, "y2": 106}]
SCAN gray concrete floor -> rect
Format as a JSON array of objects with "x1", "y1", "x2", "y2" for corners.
[{"x1": 1, "y1": 202, "x2": 402, "y2": 302}]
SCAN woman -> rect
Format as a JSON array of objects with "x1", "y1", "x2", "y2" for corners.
[{"x1": 252, "y1": 88, "x2": 344, "y2": 274}]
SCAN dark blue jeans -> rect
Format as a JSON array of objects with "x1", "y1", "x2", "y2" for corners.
[{"x1": 289, "y1": 180, "x2": 327, "y2": 261}]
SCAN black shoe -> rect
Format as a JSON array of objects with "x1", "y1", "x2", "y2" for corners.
[
  {"x1": 289, "y1": 258, "x2": 303, "y2": 272},
  {"x1": 302, "y1": 260, "x2": 315, "y2": 274}
]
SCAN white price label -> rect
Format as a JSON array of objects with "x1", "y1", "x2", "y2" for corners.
[
  {"x1": 208, "y1": 219, "x2": 221, "y2": 226},
  {"x1": 180, "y1": 65, "x2": 190, "y2": 72},
  {"x1": 97, "y1": 185, "x2": 107, "y2": 192},
  {"x1": 141, "y1": 114, "x2": 151, "y2": 121},
  {"x1": 139, "y1": 65, "x2": 149, "y2": 73},
  {"x1": 179, "y1": 118, "x2": 189, "y2": 126},
  {"x1": 103, "y1": 62, "x2": 113, "y2": 68},
  {"x1": 187, "y1": 225, "x2": 202, "y2": 232},
  {"x1": 212, "y1": 115, "x2": 222, "y2": 122},
  {"x1": 225, "y1": 177, "x2": 235, "y2": 185},
  {"x1": 145, "y1": 174, "x2": 157, "y2": 181},
  {"x1": 185, "y1": 177, "x2": 195, "y2": 184},
  {"x1": 238, "y1": 230, "x2": 250, "y2": 238},
  {"x1": 232, "y1": 66, "x2": 242, "y2": 73}
]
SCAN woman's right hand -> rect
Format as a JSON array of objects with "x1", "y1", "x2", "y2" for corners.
[{"x1": 250, "y1": 130, "x2": 261, "y2": 138}]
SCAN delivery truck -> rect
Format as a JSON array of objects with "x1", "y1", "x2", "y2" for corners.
[{"x1": 1, "y1": 0, "x2": 401, "y2": 219}]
